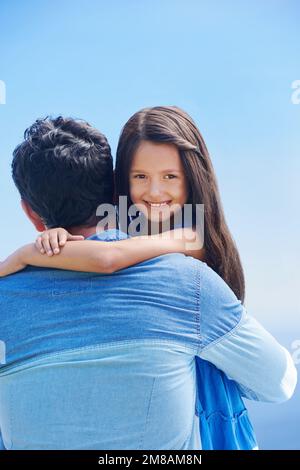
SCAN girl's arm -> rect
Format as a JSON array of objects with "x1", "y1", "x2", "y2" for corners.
[{"x1": 0, "y1": 228, "x2": 205, "y2": 277}]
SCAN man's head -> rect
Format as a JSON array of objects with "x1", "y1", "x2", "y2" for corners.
[{"x1": 12, "y1": 116, "x2": 114, "y2": 231}]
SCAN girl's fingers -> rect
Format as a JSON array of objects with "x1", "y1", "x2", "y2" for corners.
[
  {"x1": 41, "y1": 235, "x2": 53, "y2": 256},
  {"x1": 58, "y1": 230, "x2": 68, "y2": 247},
  {"x1": 36, "y1": 229, "x2": 84, "y2": 257},
  {"x1": 68, "y1": 235, "x2": 85, "y2": 241},
  {"x1": 49, "y1": 233, "x2": 60, "y2": 255},
  {"x1": 36, "y1": 236, "x2": 45, "y2": 254}
]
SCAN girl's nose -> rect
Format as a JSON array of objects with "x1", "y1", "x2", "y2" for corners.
[{"x1": 148, "y1": 180, "x2": 162, "y2": 199}]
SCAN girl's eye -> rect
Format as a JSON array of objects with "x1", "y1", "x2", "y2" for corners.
[
  {"x1": 164, "y1": 174, "x2": 177, "y2": 179},
  {"x1": 133, "y1": 174, "x2": 146, "y2": 179}
]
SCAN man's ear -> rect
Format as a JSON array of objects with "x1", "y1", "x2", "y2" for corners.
[{"x1": 21, "y1": 200, "x2": 46, "y2": 232}]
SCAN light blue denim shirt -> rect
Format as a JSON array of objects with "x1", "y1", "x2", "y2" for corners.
[{"x1": 0, "y1": 229, "x2": 297, "y2": 449}]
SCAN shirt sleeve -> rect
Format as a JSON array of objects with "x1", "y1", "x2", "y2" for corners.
[{"x1": 196, "y1": 261, "x2": 297, "y2": 403}]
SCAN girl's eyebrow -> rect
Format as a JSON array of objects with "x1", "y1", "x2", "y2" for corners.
[
  {"x1": 130, "y1": 169, "x2": 181, "y2": 173},
  {"x1": 130, "y1": 169, "x2": 147, "y2": 173},
  {"x1": 161, "y1": 169, "x2": 181, "y2": 173}
]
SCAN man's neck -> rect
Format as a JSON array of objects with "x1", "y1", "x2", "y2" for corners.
[
  {"x1": 67, "y1": 225, "x2": 100, "y2": 238},
  {"x1": 66, "y1": 223, "x2": 117, "y2": 239}
]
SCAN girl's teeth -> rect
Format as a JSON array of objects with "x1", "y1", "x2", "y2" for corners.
[{"x1": 148, "y1": 202, "x2": 169, "y2": 207}]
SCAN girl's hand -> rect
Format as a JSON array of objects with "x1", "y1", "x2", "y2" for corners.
[
  {"x1": 0, "y1": 248, "x2": 27, "y2": 277},
  {"x1": 36, "y1": 228, "x2": 85, "y2": 256}
]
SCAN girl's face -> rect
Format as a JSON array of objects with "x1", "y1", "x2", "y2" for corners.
[{"x1": 129, "y1": 140, "x2": 189, "y2": 224}]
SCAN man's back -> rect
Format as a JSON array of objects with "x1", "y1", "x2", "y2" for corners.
[{"x1": 0, "y1": 251, "x2": 202, "y2": 450}]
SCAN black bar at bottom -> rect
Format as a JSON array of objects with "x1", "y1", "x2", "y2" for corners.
[{"x1": 0, "y1": 450, "x2": 300, "y2": 465}]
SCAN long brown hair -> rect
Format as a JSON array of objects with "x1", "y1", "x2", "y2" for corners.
[{"x1": 115, "y1": 106, "x2": 245, "y2": 303}]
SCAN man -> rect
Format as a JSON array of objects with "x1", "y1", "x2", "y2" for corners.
[{"x1": 0, "y1": 117, "x2": 297, "y2": 449}]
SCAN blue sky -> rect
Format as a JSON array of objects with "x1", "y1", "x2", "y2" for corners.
[{"x1": 0, "y1": 0, "x2": 299, "y2": 448}]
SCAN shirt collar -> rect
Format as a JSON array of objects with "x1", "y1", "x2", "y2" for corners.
[{"x1": 86, "y1": 229, "x2": 129, "y2": 242}]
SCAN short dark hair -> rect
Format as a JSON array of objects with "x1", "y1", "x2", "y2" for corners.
[{"x1": 12, "y1": 116, "x2": 114, "y2": 228}]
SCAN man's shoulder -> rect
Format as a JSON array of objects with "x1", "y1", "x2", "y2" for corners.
[
  {"x1": 0, "y1": 266, "x2": 55, "y2": 290},
  {"x1": 147, "y1": 255, "x2": 237, "y2": 302},
  {"x1": 130, "y1": 252, "x2": 203, "y2": 281}
]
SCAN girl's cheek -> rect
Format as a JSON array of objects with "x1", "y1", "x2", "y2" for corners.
[{"x1": 129, "y1": 186, "x2": 140, "y2": 204}]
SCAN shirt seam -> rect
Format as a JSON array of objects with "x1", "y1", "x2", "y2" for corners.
[
  {"x1": 194, "y1": 259, "x2": 202, "y2": 350},
  {"x1": 198, "y1": 308, "x2": 247, "y2": 356},
  {"x1": 0, "y1": 339, "x2": 196, "y2": 375}
]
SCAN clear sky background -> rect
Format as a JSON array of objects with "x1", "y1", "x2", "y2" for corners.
[{"x1": 0, "y1": 0, "x2": 299, "y2": 449}]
